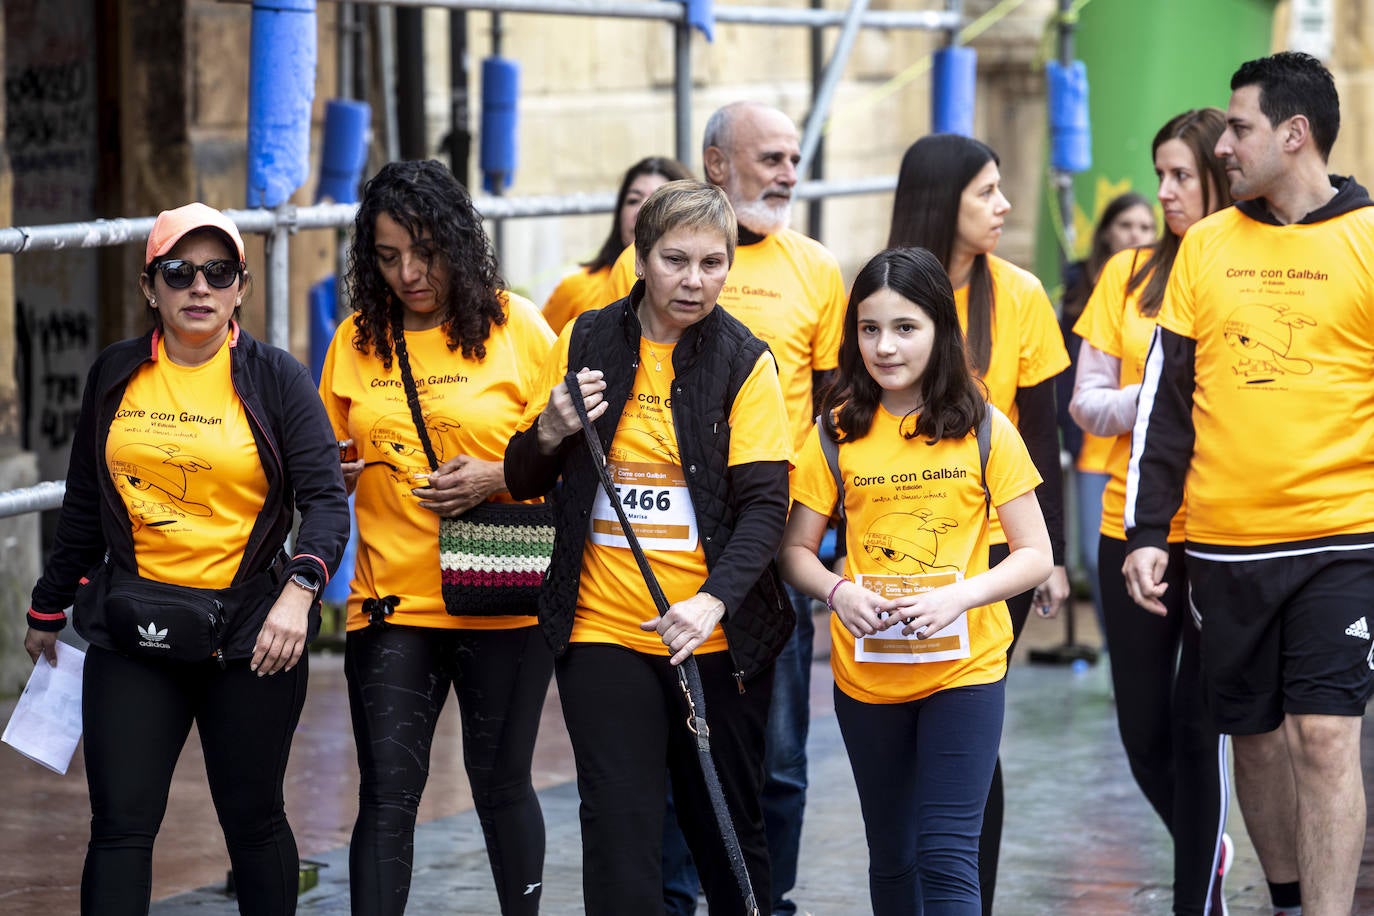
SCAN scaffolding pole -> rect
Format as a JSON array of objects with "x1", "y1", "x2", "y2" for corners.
[
  {"x1": 798, "y1": 0, "x2": 870, "y2": 179},
  {"x1": 320, "y1": 0, "x2": 958, "y2": 30}
]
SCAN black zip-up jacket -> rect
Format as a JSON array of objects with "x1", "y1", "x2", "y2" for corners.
[
  {"x1": 28, "y1": 323, "x2": 350, "y2": 658},
  {"x1": 504, "y1": 288, "x2": 793, "y2": 684}
]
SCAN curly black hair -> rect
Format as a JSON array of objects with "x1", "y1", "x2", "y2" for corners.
[{"x1": 346, "y1": 159, "x2": 506, "y2": 367}]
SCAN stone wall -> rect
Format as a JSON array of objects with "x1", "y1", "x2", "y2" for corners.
[{"x1": 1320, "y1": 1, "x2": 1374, "y2": 180}]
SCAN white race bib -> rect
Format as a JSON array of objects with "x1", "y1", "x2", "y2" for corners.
[
  {"x1": 589, "y1": 460, "x2": 698, "y2": 552},
  {"x1": 854, "y1": 571, "x2": 971, "y2": 664}
]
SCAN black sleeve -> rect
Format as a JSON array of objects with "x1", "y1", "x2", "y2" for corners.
[
  {"x1": 29, "y1": 359, "x2": 109, "y2": 626},
  {"x1": 276, "y1": 357, "x2": 351, "y2": 583},
  {"x1": 1014, "y1": 378, "x2": 1066, "y2": 566},
  {"x1": 701, "y1": 459, "x2": 790, "y2": 614},
  {"x1": 1124, "y1": 327, "x2": 1194, "y2": 553},
  {"x1": 504, "y1": 419, "x2": 573, "y2": 500},
  {"x1": 1057, "y1": 325, "x2": 1084, "y2": 461}
]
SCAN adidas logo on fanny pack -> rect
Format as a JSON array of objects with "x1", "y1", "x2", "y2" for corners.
[
  {"x1": 1346, "y1": 616, "x2": 1370, "y2": 641},
  {"x1": 137, "y1": 622, "x2": 172, "y2": 650}
]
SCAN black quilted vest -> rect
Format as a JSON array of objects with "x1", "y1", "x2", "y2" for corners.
[{"x1": 537, "y1": 291, "x2": 792, "y2": 684}]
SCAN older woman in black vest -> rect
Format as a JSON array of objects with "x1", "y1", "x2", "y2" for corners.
[{"x1": 505, "y1": 180, "x2": 793, "y2": 915}]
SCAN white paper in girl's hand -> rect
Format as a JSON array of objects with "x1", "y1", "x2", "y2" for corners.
[{"x1": 2, "y1": 642, "x2": 85, "y2": 774}]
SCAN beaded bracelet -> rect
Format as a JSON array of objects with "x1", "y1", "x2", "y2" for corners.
[{"x1": 825, "y1": 576, "x2": 850, "y2": 611}]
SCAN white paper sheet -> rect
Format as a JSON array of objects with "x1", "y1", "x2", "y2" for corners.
[
  {"x1": 2, "y1": 642, "x2": 85, "y2": 775},
  {"x1": 853, "y1": 571, "x2": 972, "y2": 664}
]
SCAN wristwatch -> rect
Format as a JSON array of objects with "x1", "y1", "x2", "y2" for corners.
[{"x1": 289, "y1": 571, "x2": 322, "y2": 598}]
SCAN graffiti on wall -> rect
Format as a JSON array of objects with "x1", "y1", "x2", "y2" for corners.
[
  {"x1": 16, "y1": 301, "x2": 91, "y2": 452},
  {"x1": 6, "y1": 0, "x2": 100, "y2": 482}
]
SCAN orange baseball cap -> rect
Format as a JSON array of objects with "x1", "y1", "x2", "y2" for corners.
[{"x1": 145, "y1": 202, "x2": 246, "y2": 268}]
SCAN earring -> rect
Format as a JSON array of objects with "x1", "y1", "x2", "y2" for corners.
[{"x1": 149, "y1": 298, "x2": 156, "y2": 306}]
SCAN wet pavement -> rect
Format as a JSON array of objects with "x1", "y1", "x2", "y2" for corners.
[{"x1": 4, "y1": 604, "x2": 1372, "y2": 914}]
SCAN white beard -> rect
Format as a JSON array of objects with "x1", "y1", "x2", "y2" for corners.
[
  {"x1": 732, "y1": 195, "x2": 791, "y2": 235},
  {"x1": 722, "y1": 166, "x2": 792, "y2": 235}
]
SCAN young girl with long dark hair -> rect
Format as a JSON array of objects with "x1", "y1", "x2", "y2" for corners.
[
  {"x1": 779, "y1": 247, "x2": 1051, "y2": 913},
  {"x1": 888, "y1": 134, "x2": 1070, "y2": 911}
]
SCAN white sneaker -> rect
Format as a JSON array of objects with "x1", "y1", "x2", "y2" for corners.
[{"x1": 1207, "y1": 832, "x2": 1233, "y2": 915}]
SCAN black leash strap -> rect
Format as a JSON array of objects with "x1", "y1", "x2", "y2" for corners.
[
  {"x1": 393, "y1": 328, "x2": 440, "y2": 473},
  {"x1": 563, "y1": 370, "x2": 760, "y2": 916}
]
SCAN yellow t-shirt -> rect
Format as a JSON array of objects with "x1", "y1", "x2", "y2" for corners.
[
  {"x1": 953, "y1": 254, "x2": 1070, "y2": 544},
  {"x1": 1077, "y1": 432, "x2": 1113, "y2": 474},
  {"x1": 1073, "y1": 247, "x2": 1186, "y2": 542},
  {"x1": 1155, "y1": 204, "x2": 1374, "y2": 546},
  {"x1": 542, "y1": 264, "x2": 617, "y2": 335},
  {"x1": 110, "y1": 333, "x2": 267, "y2": 588},
  {"x1": 519, "y1": 320, "x2": 792, "y2": 655},
  {"x1": 319, "y1": 293, "x2": 555, "y2": 630},
  {"x1": 790, "y1": 405, "x2": 1041, "y2": 704},
  {"x1": 610, "y1": 228, "x2": 846, "y2": 452}
]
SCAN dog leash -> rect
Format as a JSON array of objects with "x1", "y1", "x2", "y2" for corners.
[{"x1": 563, "y1": 370, "x2": 760, "y2": 916}]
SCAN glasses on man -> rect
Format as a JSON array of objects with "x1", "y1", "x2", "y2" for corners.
[{"x1": 153, "y1": 259, "x2": 243, "y2": 290}]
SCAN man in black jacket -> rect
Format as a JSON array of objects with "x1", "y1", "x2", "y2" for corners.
[{"x1": 1124, "y1": 52, "x2": 1372, "y2": 916}]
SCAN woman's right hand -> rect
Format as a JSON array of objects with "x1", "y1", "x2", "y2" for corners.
[
  {"x1": 339, "y1": 438, "x2": 364, "y2": 495},
  {"x1": 536, "y1": 367, "x2": 607, "y2": 454},
  {"x1": 24, "y1": 628, "x2": 57, "y2": 666},
  {"x1": 829, "y1": 579, "x2": 891, "y2": 639}
]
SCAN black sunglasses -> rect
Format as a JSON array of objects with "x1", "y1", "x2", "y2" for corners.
[{"x1": 153, "y1": 259, "x2": 243, "y2": 290}]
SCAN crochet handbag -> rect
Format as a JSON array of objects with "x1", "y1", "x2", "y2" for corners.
[{"x1": 394, "y1": 330, "x2": 552, "y2": 617}]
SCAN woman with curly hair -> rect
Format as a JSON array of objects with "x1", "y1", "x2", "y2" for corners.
[{"x1": 318, "y1": 159, "x2": 556, "y2": 915}]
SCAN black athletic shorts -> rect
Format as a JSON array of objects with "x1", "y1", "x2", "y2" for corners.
[{"x1": 1186, "y1": 545, "x2": 1374, "y2": 735}]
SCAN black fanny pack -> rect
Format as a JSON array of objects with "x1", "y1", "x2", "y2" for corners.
[
  {"x1": 107, "y1": 570, "x2": 226, "y2": 663},
  {"x1": 75, "y1": 560, "x2": 280, "y2": 665}
]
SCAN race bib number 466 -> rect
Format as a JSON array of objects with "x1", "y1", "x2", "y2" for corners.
[{"x1": 590, "y1": 461, "x2": 698, "y2": 552}]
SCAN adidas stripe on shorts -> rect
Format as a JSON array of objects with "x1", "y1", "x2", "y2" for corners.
[{"x1": 1186, "y1": 545, "x2": 1374, "y2": 735}]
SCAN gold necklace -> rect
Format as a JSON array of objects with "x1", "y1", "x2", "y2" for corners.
[{"x1": 643, "y1": 339, "x2": 666, "y2": 372}]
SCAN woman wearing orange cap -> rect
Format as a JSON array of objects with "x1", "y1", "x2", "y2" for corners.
[{"x1": 24, "y1": 202, "x2": 350, "y2": 915}]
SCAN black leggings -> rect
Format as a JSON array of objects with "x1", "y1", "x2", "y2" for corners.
[
  {"x1": 836, "y1": 680, "x2": 1005, "y2": 915},
  {"x1": 1098, "y1": 537, "x2": 1225, "y2": 915},
  {"x1": 345, "y1": 623, "x2": 553, "y2": 916},
  {"x1": 556, "y1": 643, "x2": 773, "y2": 916},
  {"x1": 977, "y1": 542, "x2": 1034, "y2": 916},
  {"x1": 81, "y1": 644, "x2": 308, "y2": 916}
]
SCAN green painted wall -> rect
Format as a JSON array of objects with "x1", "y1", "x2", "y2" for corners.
[{"x1": 1033, "y1": 0, "x2": 1277, "y2": 293}]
